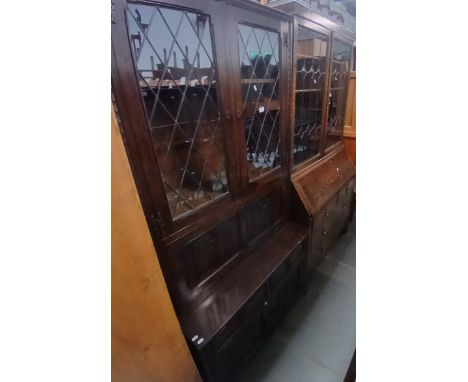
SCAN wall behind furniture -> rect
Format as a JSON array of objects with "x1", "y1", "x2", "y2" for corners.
[{"x1": 111, "y1": 105, "x2": 201, "y2": 382}]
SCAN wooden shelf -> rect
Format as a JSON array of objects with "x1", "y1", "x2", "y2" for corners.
[
  {"x1": 151, "y1": 119, "x2": 219, "y2": 130},
  {"x1": 140, "y1": 79, "x2": 213, "y2": 88},
  {"x1": 297, "y1": 53, "x2": 326, "y2": 59},
  {"x1": 332, "y1": 58, "x2": 349, "y2": 64},
  {"x1": 241, "y1": 78, "x2": 276, "y2": 84},
  {"x1": 296, "y1": 88, "x2": 322, "y2": 93},
  {"x1": 245, "y1": 99, "x2": 280, "y2": 115}
]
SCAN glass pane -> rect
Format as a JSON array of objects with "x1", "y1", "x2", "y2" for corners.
[
  {"x1": 238, "y1": 24, "x2": 281, "y2": 180},
  {"x1": 293, "y1": 26, "x2": 328, "y2": 166},
  {"x1": 126, "y1": 3, "x2": 228, "y2": 218},
  {"x1": 325, "y1": 39, "x2": 352, "y2": 149}
]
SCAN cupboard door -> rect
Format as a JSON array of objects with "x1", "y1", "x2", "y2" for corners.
[
  {"x1": 226, "y1": 6, "x2": 290, "y2": 187},
  {"x1": 238, "y1": 23, "x2": 281, "y2": 181},
  {"x1": 325, "y1": 36, "x2": 353, "y2": 150},
  {"x1": 115, "y1": 0, "x2": 232, "y2": 225},
  {"x1": 293, "y1": 22, "x2": 330, "y2": 168},
  {"x1": 213, "y1": 310, "x2": 263, "y2": 381}
]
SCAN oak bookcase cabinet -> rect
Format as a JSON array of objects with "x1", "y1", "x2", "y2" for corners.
[{"x1": 112, "y1": 0, "x2": 354, "y2": 380}]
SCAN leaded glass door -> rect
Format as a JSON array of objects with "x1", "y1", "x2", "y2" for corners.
[
  {"x1": 227, "y1": 6, "x2": 290, "y2": 187},
  {"x1": 324, "y1": 35, "x2": 353, "y2": 151},
  {"x1": 113, "y1": 0, "x2": 236, "y2": 235},
  {"x1": 292, "y1": 20, "x2": 330, "y2": 169}
]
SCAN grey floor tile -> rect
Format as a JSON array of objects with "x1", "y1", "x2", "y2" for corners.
[{"x1": 238, "y1": 334, "x2": 342, "y2": 382}]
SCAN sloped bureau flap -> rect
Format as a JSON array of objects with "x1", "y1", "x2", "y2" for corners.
[{"x1": 292, "y1": 147, "x2": 355, "y2": 216}]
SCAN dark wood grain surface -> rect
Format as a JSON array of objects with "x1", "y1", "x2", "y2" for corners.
[
  {"x1": 181, "y1": 221, "x2": 307, "y2": 345},
  {"x1": 112, "y1": 0, "x2": 355, "y2": 380},
  {"x1": 293, "y1": 147, "x2": 355, "y2": 216}
]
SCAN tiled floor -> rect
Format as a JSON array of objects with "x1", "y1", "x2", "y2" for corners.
[{"x1": 238, "y1": 219, "x2": 356, "y2": 382}]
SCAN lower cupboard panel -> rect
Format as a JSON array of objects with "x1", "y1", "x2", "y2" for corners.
[
  {"x1": 190, "y1": 246, "x2": 306, "y2": 382},
  {"x1": 213, "y1": 312, "x2": 264, "y2": 381}
]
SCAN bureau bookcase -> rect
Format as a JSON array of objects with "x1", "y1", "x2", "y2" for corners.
[{"x1": 112, "y1": 0, "x2": 355, "y2": 380}]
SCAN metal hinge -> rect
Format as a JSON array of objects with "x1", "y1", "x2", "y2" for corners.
[{"x1": 283, "y1": 32, "x2": 288, "y2": 47}]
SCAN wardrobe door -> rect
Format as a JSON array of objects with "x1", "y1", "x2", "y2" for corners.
[
  {"x1": 324, "y1": 35, "x2": 353, "y2": 151},
  {"x1": 112, "y1": 0, "x2": 234, "y2": 235}
]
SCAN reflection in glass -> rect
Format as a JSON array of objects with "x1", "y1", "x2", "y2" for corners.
[
  {"x1": 325, "y1": 39, "x2": 352, "y2": 149},
  {"x1": 293, "y1": 26, "x2": 328, "y2": 166},
  {"x1": 238, "y1": 24, "x2": 281, "y2": 180},
  {"x1": 126, "y1": 3, "x2": 228, "y2": 218}
]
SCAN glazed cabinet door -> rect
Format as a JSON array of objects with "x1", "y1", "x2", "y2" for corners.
[
  {"x1": 111, "y1": 0, "x2": 235, "y2": 237},
  {"x1": 225, "y1": 4, "x2": 291, "y2": 190},
  {"x1": 291, "y1": 19, "x2": 331, "y2": 170},
  {"x1": 324, "y1": 34, "x2": 353, "y2": 151}
]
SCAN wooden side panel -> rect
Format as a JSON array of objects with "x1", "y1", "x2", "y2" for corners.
[
  {"x1": 111, "y1": 106, "x2": 201, "y2": 382},
  {"x1": 343, "y1": 71, "x2": 356, "y2": 163}
]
